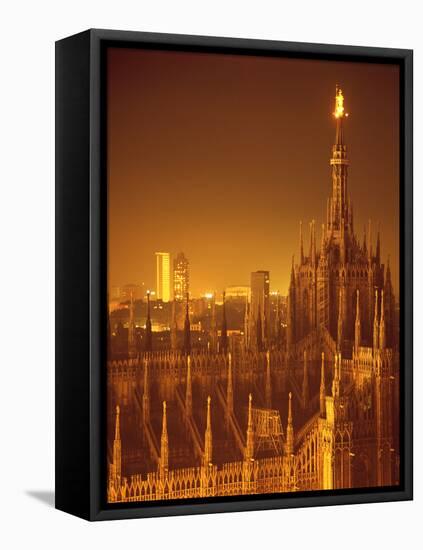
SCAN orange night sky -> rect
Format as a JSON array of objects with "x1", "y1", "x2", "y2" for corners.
[{"x1": 107, "y1": 47, "x2": 399, "y2": 297}]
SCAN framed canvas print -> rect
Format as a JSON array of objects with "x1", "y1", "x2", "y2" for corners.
[{"x1": 55, "y1": 29, "x2": 413, "y2": 521}]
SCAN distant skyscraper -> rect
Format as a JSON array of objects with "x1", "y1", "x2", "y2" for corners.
[
  {"x1": 173, "y1": 252, "x2": 189, "y2": 301},
  {"x1": 155, "y1": 252, "x2": 170, "y2": 302},
  {"x1": 250, "y1": 271, "x2": 270, "y2": 347}
]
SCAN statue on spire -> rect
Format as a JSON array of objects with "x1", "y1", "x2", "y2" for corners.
[{"x1": 334, "y1": 85, "x2": 347, "y2": 119}]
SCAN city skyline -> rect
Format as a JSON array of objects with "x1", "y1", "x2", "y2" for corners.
[{"x1": 108, "y1": 49, "x2": 399, "y2": 297}]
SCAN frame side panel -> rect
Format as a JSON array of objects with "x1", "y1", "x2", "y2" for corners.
[
  {"x1": 55, "y1": 30, "x2": 91, "y2": 520},
  {"x1": 402, "y1": 50, "x2": 413, "y2": 499}
]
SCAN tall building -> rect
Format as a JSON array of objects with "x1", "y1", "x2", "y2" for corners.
[
  {"x1": 287, "y1": 86, "x2": 395, "y2": 354},
  {"x1": 249, "y1": 271, "x2": 270, "y2": 349},
  {"x1": 173, "y1": 252, "x2": 189, "y2": 301},
  {"x1": 155, "y1": 252, "x2": 170, "y2": 303}
]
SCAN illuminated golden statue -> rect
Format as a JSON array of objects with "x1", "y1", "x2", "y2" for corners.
[{"x1": 334, "y1": 85, "x2": 347, "y2": 118}]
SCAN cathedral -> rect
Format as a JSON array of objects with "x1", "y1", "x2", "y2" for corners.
[
  {"x1": 287, "y1": 87, "x2": 396, "y2": 356},
  {"x1": 107, "y1": 87, "x2": 399, "y2": 504}
]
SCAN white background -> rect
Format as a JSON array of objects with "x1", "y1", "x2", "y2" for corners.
[{"x1": 0, "y1": 1, "x2": 420, "y2": 548}]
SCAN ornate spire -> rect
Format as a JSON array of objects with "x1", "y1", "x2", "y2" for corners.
[
  {"x1": 226, "y1": 352, "x2": 234, "y2": 417},
  {"x1": 114, "y1": 404, "x2": 121, "y2": 441},
  {"x1": 290, "y1": 255, "x2": 295, "y2": 283},
  {"x1": 142, "y1": 359, "x2": 150, "y2": 424},
  {"x1": 159, "y1": 401, "x2": 169, "y2": 476},
  {"x1": 309, "y1": 221, "x2": 313, "y2": 262},
  {"x1": 185, "y1": 355, "x2": 192, "y2": 417},
  {"x1": 320, "y1": 223, "x2": 326, "y2": 258},
  {"x1": 373, "y1": 289, "x2": 379, "y2": 350},
  {"x1": 220, "y1": 291, "x2": 228, "y2": 354},
  {"x1": 183, "y1": 292, "x2": 191, "y2": 354},
  {"x1": 337, "y1": 286, "x2": 344, "y2": 351},
  {"x1": 302, "y1": 350, "x2": 309, "y2": 409},
  {"x1": 265, "y1": 350, "x2": 272, "y2": 408},
  {"x1": 340, "y1": 216, "x2": 346, "y2": 263},
  {"x1": 376, "y1": 226, "x2": 381, "y2": 265},
  {"x1": 285, "y1": 392, "x2": 294, "y2": 456},
  {"x1": 145, "y1": 291, "x2": 153, "y2": 352},
  {"x1": 379, "y1": 290, "x2": 386, "y2": 350},
  {"x1": 203, "y1": 396, "x2": 213, "y2": 466},
  {"x1": 320, "y1": 352, "x2": 326, "y2": 417},
  {"x1": 384, "y1": 257, "x2": 394, "y2": 347},
  {"x1": 287, "y1": 256, "x2": 296, "y2": 352},
  {"x1": 112, "y1": 405, "x2": 122, "y2": 485},
  {"x1": 362, "y1": 226, "x2": 368, "y2": 256},
  {"x1": 310, "y1": 220, "x2": 316, "y2": 267},
  {"x1": 330, "y1": 86, "x2": 350, "y2": 239},
  {"x1": 354, "y1": 289, "x2": 361, "y2": 353},
  {"x1": 368, "y1": 220, "x2": 373, "y2": 263},
  {"x1": 332, "y1": 353, "x2": 340, "y2": 399},
  {"x1": 245, "y1": 393, "x2": 254, "y2": 461},
  {"x1": 299, "y1": 221, "x2": 304, "y2": 264}
]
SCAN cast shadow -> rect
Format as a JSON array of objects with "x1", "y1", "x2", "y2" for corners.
[{"x1": 26, "y1": 490, "x2": 55, "y2": 508}]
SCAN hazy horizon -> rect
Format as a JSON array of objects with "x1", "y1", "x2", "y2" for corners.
[{"x1": 108, "y1": 48, "x2": 399, "y2": 297}]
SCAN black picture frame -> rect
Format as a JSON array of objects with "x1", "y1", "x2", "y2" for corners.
[{"x1": 55, "y1": 28, "x2": 413, "y2": 521}]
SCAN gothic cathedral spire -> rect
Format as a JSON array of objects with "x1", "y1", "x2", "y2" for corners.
[
  {"x1": 329, "y1": 86, "x2": 351, "y2": 243},
  {"x1": 245, "y1": 393, "x2": 254, "y2": 461},
  {"x1": 220, "y1": 291, "x2": 228, "y2": 354},
  {"x1": 320, "y1": 352, "x2": 326, "y2": 417},
  {"x1": 159, "y1": 401, "x2": 169, "y2": 477},
  {"x1": 143, "y1": 359, "x2": 150, "y2": 424},
  {"x1": 183, "y1": 292, "x2": 191, "y2": 354},
  {"x1": 185, "y1": 355, "x2": 192, "y2": 418},
  {"x1": 203, "y1": 396, "x2": 213, "y2": 466},
  {"x1": 355, "y1": 289, "x2": 361, "y2": 353},
  {"x1": 285, "y1": 392, "x2": 294, "y2": 456},
  {"x1": 112, "y1": 405, "x2": 121, "y2": 484},
  {"x1": 145, "y1": 291, "x2": 153, "y2": 352}
]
